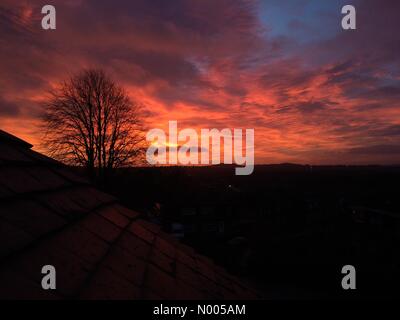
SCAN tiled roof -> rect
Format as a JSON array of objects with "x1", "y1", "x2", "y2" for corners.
[{"x1": 0, "y1": 130, "x2": 259, "y2": 300}]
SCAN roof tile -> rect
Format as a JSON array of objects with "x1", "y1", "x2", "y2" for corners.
[
  {"x1": 176, "y1": 262, "x2": 202, "y2": 289},
  {"x1": 195, "y1": 258, "x2": 216, "y2": 283},
  {"x1": 154, "y1": 236, "x2": 176, "y2": 258},
  {"x1": 141, "y1": 288, "x2": 164, "y2": 300},
  {"x1": 23, "y1": 166, "x2": 70, "y2": 190},
  {"x1": 36, "y1": 187, "x2": 114, "y2": 220},
  {"x1": 80, "y1": 266, "x2": 141, "y2": 300},
  {"x1": 114, "y1": 204, "x2": 140, "y2": 219},
  {"x1": 20, "y1": 148, "x2": 59, "y2": 165},
  {"x1": 0, "y1": 221, "x2": 33, "y2": 258},
  {"x1": 102, "y1": 246, "x2": 147, "y2": 287},
  {"x1": 0, "y1": 144, "x2": 33, "y2": 163},
  {"x1": 175, "y1": 280, "x2": 205, "y2": 300},
  {"x1": 129, "y1": 221, "x2": 155, "y2": 244},
  {"x1": 0, "y1": 200, "x2": 66, "y2": 238},
  {"x1": 0, "y1": 167, "x2": 46, "y2": 195},
  {"x1": 97, "y1": 205, "x2": 130, "y2": 229},
  {"x1": 137, "y1": 219, "x2": 161, "y2": 234},
  {"x1": 149, "y1": 248, "x2": 175, "y2": 274},
  {"x1": 144, "y1": 264, "x2": 176, "y2": 299},
  {"x1": 51, "y1": 166, "x2": 89, "y2": 184},
  {"x1": 157, "y1": 232, "x2": 180, "y2": 246},
  {"x1": 214, "y1": 271, "x2": 235, "y2": 292},
  {"x1": 51, "y1": 225, "x2": 109, "y2": 267},
  {"x1": 178, "y1": 243, "x2": 196, "y2": 256},
  {"x1": 65, "y1": 187, "x2": 115, "y2": 211},
  {"x1": 217, "y1": 286, "x2": 238, "y2": 300},
  {"x1": 197, "y1": 274, "x2": 221, "y2": 299},
  {"x1": 176, "y1": 250, "x2": 198, "y2": 271},
  {"x1": 10, "y1": 241, "x2": 92, "y2": 297},
  {"x1": 80, "y1": 212, "x2": 122, "y2": 243},
  {"x1": 117, "y1": 231, "x2": 151, "y2": 260}
]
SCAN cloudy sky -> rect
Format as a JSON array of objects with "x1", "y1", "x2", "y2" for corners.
[{"x1": 1, "y1": 0, "x2": 400, "y2": 164}]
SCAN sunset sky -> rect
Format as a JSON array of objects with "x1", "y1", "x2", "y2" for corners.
[{"x1": 1, "y1": 0, "x2": 400, "y2": 165}]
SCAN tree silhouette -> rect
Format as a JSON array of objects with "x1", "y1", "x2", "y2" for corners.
[{"x1": 42, "y1": 69, "x2": 145, "y2": 179}]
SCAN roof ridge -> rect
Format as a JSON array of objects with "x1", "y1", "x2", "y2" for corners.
[{"x1": 0, "y1": 130, "x2": 33, "y2": 149}]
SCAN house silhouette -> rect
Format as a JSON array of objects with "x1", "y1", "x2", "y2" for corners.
[{"x1": 0, "y1": 130, "x2": 259, "y2": 299}]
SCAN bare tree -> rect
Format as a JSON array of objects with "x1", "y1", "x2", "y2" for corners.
[{"x1": 42, "y1": 69, "x2": 145, "y2": 178}]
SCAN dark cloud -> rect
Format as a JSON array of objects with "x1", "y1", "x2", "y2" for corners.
[
  {"x1": 367, "y1": 124, "x2": 400, "y2": 138},
  {"x1": 325, "y1": 60, "x2": 355, "y2": 75},
  {"x1": 0, "y1": 96, "x2": 20, "y2": 116},
  {"x1": 293, "y1": 101, "x2": 327, "y2": 114},
  {"x1": 350, "y1": 144, "x2": 400, "y2": 155}
]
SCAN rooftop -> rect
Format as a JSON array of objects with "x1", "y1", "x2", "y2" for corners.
[{"x1": 0, "y1": 130, "x2": 259, "y2": 299}]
